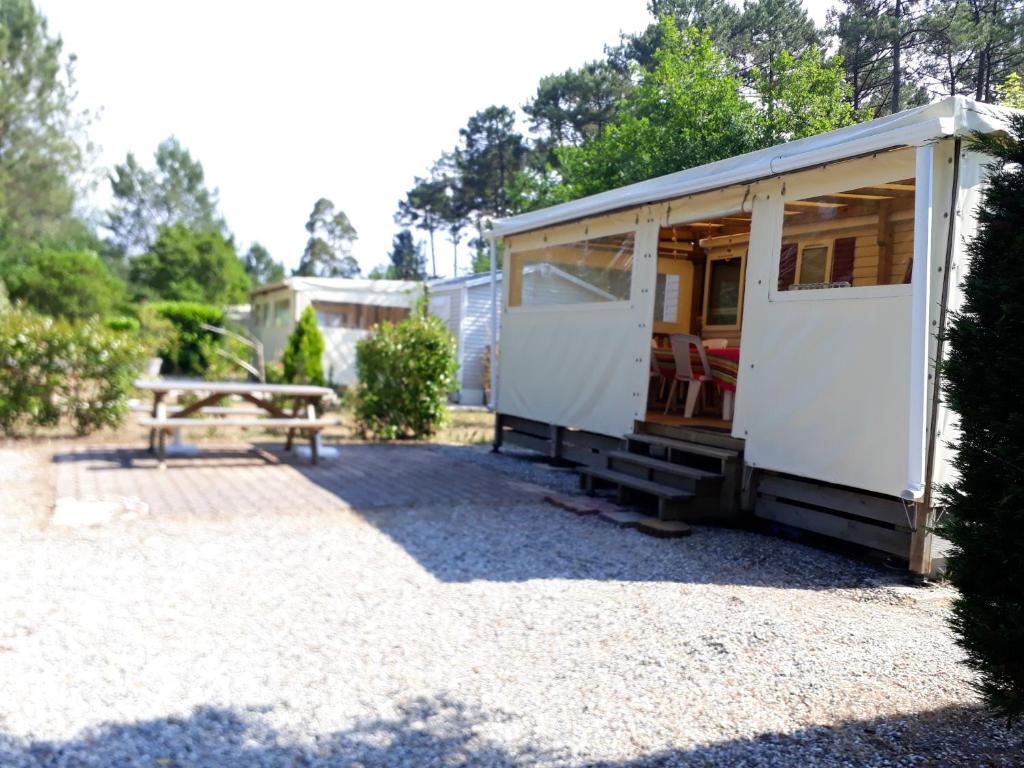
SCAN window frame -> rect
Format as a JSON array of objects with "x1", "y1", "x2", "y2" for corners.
[
  {"x1": 795, "y1": 241, "x2": 834, "y2": 287},
  {"x1": 768, "y1": 167, "x2": 918, "y2": 304},
  {"x1": 702, "y1": 250, "x2": 746, "y2": 331}
]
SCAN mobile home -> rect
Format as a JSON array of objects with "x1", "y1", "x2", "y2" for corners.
[
  {"x1": 428, "y1": 273, "x2": 500, "y2": 406},
  {"x1": 489, "y1": 97, "x2": 1019, "y2": 575},
  {"x1": 251, "y1": 277, "x2": 422, "y2": 386}
]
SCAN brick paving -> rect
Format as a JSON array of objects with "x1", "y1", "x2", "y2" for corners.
[{"x1": 52, "y1": 442, "x2": 549, "y2": 518}]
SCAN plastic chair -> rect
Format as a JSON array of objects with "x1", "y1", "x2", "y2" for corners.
[{"x1": 665, "y1": 334, "x2": 713, "y2": 418}]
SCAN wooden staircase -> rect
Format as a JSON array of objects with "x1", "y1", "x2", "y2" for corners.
[{"x1": 577, "y1": 423, "x2": 745, "y2": 535}]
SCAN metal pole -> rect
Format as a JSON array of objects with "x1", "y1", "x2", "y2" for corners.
[
  {"x1": 488, "y1": 237, "x2": 498, "y2": 411},
  {"x1": 904, "y1": 143, "x2": 934, "y2": 503}
]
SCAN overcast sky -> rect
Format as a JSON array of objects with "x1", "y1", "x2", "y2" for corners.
[{"x1": 38, "y1": 0, "x2": 832, "y2": 278}]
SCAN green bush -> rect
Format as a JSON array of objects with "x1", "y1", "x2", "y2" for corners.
[
  {"x1": 0, "y1": 248, "x2": 127, "y2": 319},
  {"x1": 0, "y1": 311, "x2": 145, "y2": 435},
  {"x1": 104, "y1": 315, "x2": 141, "y2": 333},
  {"x1": 353, "y1": 303, "x2": 458, "y2": 439},
  {"x1": 939, "y1": 115, "x2": 1024, "y2": 722},
  {"x1": 282, "y1": 306, "x2": 325, "y2": 386},
  {"x1": 149, "y1": 301, "x2": 226, "y2": 377}
]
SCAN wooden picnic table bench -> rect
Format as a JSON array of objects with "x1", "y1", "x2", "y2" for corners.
[{"x1": 134, "y1": 379, "x2": 339, "y2": 467}]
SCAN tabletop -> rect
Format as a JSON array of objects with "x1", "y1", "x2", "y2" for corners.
[{"x1": 134, "y1": 379, "x2": 335, "y2": 397}]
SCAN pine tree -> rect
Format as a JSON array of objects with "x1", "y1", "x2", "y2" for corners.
[
  {"x1": 939, "y1": 113, "x2": 1024, "y2": 722},
  {"x1": 282, "y1": 306, "x2": 325, "y2": 386}
]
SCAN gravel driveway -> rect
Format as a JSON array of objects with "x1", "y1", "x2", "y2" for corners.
[{"x1": 0, "y1": 443, "x2": 1021, "y2": 767}]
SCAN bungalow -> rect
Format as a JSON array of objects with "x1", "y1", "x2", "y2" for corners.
[
  {"x1": 487, "y1": 96, "x2": 1020, "y2": 576},
  {"x1": 250, "y1": 277, "x2": 422, "y2": 386}
]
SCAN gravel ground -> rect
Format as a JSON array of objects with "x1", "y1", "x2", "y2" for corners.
[{"x1": 1, "y1": 444, "x2": 1022, "y2": 767}]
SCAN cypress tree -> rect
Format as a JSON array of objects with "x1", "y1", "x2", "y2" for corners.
[
  {"x1": 282, "y1": 306, "x2": 326, "y2": 387},
  {"x1": 939, "y1": 112, "x2": 1024, "y2": 722}
]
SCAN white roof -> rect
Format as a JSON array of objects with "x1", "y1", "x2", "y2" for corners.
[
  {"x1": 428, "y1": 273, "x2": 504, "y2": 291},
  {"x1": 492, "y1": 96, "x2": 1018, "y2": 239},
  {"x1": 253, "y1": 277, "x2": 422, "y2": 308}
]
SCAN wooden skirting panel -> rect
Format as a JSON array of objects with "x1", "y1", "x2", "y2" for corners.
[
  {"x1": 754, "y1": 473, "x2": 912, "y2": 557},
  {"x1": 496, "y1": 413, "x2": 620, "y2": 468}
]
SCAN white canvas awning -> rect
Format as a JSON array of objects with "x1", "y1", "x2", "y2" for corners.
[
  {"x1": 253, "y1": 277, "x2": 423, "y2": 308},
  {"x1": 491, "y1": 96, "x2": 1016, "y2": 240}
]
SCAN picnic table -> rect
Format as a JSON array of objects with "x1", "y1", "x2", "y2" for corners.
[{"x1": 134, "y1": 379, "x2": 338, "y2": 466}]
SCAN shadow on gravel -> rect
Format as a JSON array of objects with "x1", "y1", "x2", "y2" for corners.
[
  {"x1": 1, "y1": 697, "x2": 1020, "y2": 767},
  {"x1": 51, "y1": 443, "x2": 892, "y2": 590}
]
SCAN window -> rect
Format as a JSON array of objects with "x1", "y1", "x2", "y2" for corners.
[
  {"x1": 508, "y1": 232, "x2": 634, "y2": 308},
  {"x1": 315, "y1": 307, "x2": 347, "y2": 328},
  {"x1": 273, "y1": 299, "x2": 290, "y2": 326},
  {"x1": 705, "y1": 256, "x2": 743, "y2": 327},
  {"x1": 778, "y1": 177, "x2": 916, "y2": 291}
]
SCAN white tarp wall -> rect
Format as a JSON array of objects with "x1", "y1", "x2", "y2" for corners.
[
  {"x1": 734, "y1": 145, "x2": 961, "y2": 498},
  {"x1": 498, "y1": 211, "x2": 659, "y2": 437},
  {"x1": 929, "y1": 148, "x2": 989, "y2": 492}
]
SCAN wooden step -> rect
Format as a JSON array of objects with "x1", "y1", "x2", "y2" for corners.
[
  {"x1": 579, "y1": 466, "x2": 695, "y2": 501},
  {"x1": 605, "y1": 450, "x2": 721, "y2": 481},
  {"x1": 625, "y1": 432, "x2": 739, "y2": 460}
]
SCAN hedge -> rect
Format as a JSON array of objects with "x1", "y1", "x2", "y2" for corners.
[{"x1": 0, "y1": 311, "x2": 145, "y2": 435}]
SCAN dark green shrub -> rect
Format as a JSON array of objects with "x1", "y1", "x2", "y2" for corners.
[
  {"x1": 282, "y1": 306, "x2": 325, "y2": 386},
  {"x1": 353, "y1": 303, "x2": 458, "y2": 439},
  {"x1": 0, "y1": 311, "x2": 145, "y2": 435},
  {"x1": 939, "y1": 115, "x2": 1024, "y2": 722},
  {"x1": 149, "y1": 301, "x2": 225, "y2": 377},
  {"x1": 0, "y1": 248, "x2": 127, "y2": 319}
]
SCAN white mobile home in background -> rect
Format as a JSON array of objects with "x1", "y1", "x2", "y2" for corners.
[
  {"x1": 251, "y1": 277, "x2": 422, "y2": 386},
  {"x1": 488, "y1": 96, "x2": 1020, "y2": 576},
  {"x1": 427, "y1": 273, "x2": 500, "y2": 406}
]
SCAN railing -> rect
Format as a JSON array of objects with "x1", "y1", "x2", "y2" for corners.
[{"x1": 199, "y1": 323, "x2": 266, "y2": 382}]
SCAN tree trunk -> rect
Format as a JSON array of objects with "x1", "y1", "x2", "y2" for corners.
[
  {"x1": 428, "y1": 228, "x2": 437, "y2": 277},
  {"x1": 891, "y1": 0, "x2": 902, "y2": 115}
]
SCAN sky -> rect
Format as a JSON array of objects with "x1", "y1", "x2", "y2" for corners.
[{"x1": 38, "y1": 0, "x2": 833, "y2": 278}]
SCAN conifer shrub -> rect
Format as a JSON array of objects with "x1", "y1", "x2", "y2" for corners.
[
  {"x1": 353, "y1": 301, "x2": 458, "y2": 439},
  {"x1": 939, "y1": 114, "x2": 1024, "y2": 722},
  {"x1": 282, "y1": 306, "x2": 326, "y2": 386}
]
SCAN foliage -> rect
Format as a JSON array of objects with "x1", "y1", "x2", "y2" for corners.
[
  {"x1": 0, "y1": 0, "x2": 89, "y2": 247},
  {"x1": 130, "y1": 224, "x2": 250, "y2": 305},
  {"x1": 996, "y1": 71, "x2": 1024, "y2": 109},
  {"x1": 148, "y1": 300, "x2": 226, "y2": 377},
  {"x1": 0, "y1": 310, "x2": 144, "y2": 435},
  {"x1": 455, "y1": 106, "x2": 527, "y2": 221},
  {"x1": 920, "y1": 0, "x2": 1024, "y2": 103},
  {"x1": 296, "y1": 197, "x2": 360, "y2": 277},
  {"x1": 558, "y1": 22, "x2": 756, "y2": 198},
  {"x1": 395, "y1": 162, "x2": 450, "y2": 277},
  {"x1": 754, "y1": 46, "x2": 855, "y2": 144},
  {"x1": 353, "y1": 302, "x2": 458, "y2": 439},
  {"x1": 382, "y1": 230, "x2": 426, "y2": 280},
  {"x1": 243, "y1": 242, "x2": 285, "y2": 285},
  {"x1": 608, "y1": 0, "x2": 743, "y2": 71},
  {"x1": 0, "y1": 248, "x2": 126, "y2": 319},
  {"x1": 938, "y1": 114, "x2": 1024, "y2": 722},
  {"x1": 281, "y1": 305, "x2": 325, "y2": 386},
  {"x1": 107, "y1": 137, "x2": 226, "y2": 256},
  {"x1": 103, "y1": 315, "x2": 140, "y2": 333},
  {"x1": 523, "y1": 60, "x2": 630, "y2": 166}
]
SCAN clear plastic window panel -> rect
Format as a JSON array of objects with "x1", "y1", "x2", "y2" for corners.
[
  {"x1": 778, "y1": 177, "x2": 916, "y2": 291},
  {"x1": 509, "y1": 232, "x2": 634, "y2": 307}
]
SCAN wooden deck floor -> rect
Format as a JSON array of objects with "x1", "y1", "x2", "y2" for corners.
[{"x1": 644, "y1": 411, "x2": 732, "y2": 431}]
